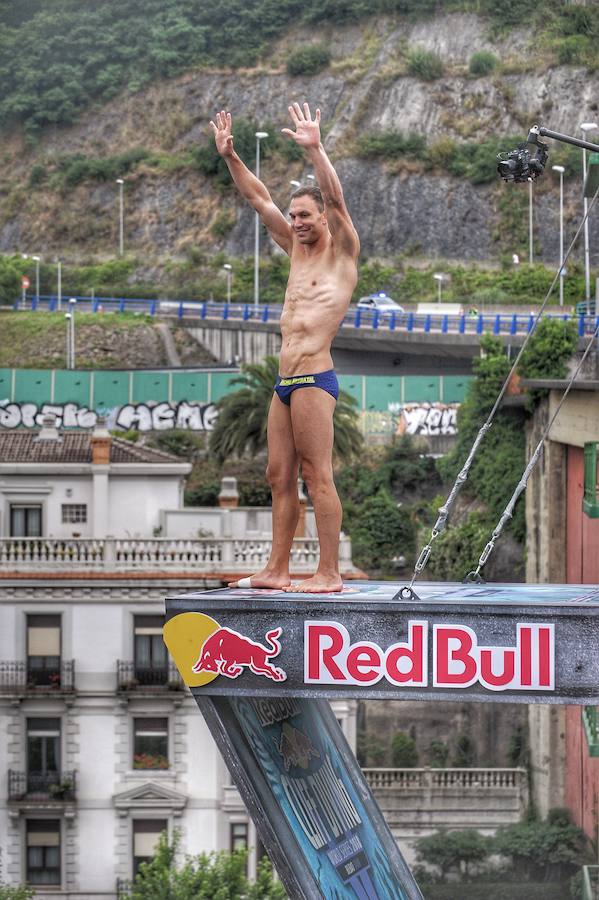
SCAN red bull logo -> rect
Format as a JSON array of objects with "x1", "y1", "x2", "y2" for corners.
[{"x1": 192, "y1": 625, "x2": 286, "y2": 682}]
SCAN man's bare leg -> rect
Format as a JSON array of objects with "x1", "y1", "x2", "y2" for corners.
[
  {"x1": 228, "y1": 395, "x2": 299, "y2": 589},
  {"x1": 284, "y1": 388, "x2": 343, "y2": 593}
]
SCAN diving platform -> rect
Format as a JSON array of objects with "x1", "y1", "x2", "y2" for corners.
[{"x1": 164, "y1": 581, "x2": 599, "y2": 900}]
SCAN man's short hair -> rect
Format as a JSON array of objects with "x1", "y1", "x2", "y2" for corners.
[{"x1": 290, "y1": 185, "x2": 324, "y2": 212}]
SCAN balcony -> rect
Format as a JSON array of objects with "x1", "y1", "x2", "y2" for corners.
[
  {"x1": 8, "y1": 769, "x2": 77, "y2": 802},
  {"x1": 0, "y1": 535, "x2": 352, "y2": 574},
  {"x1": 117, "y1": 660, "x2": 183, "y2": 693},
  {"x1": 116, "y1": 879, "x2": 132, "y2": 899},
  {"x1": 0, "y1": 660, "x2": 75, "y2": 694}
]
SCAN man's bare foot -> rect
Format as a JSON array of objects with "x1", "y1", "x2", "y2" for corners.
[
  {"x1": 228, "y1": 569, "x2": 291, "y2": 590},
  {"x1": 284, "y1": 573, "x2": 343, "y2": 594}
]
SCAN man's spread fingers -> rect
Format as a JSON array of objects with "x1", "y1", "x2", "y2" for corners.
[
  {"x1": 281, "y1": 128, "x2": 294, "y2": 138},
  {"x1": 209, "y1": 120, "x2": 217, "y2": 132},
  {"x1": 315, "y1": 108, "x2": 321, "y2": 123},
  {"x1": 293, "y1": 101, "x2": 304, "y2": 120},
  {"x1": 303, "y1": 102, "x2": 311, "y2": 119},
  {"x1": 288, "y1": 105, "x2": 300, "y2": 125}
]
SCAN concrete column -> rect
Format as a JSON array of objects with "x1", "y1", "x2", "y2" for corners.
[
  {"x1": 219, "y1": 477, "x2": 239, "y2": 509},
  {"x1": 92, "y1": 469, "x2": 109, "y2": 538}
]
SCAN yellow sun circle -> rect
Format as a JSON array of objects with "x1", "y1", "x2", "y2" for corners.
[{"x1": 163, "y1": 612, "x2": 221, "y2": 688}]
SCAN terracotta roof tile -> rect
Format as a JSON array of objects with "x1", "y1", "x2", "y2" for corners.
[{"x1": 0, "y1": 430, "x2": 184, "y2": 464}]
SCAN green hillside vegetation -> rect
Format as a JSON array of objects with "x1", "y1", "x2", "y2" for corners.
[
  {"x1": 0, "y1": 0, "x2": 597, "y2": 136},
  {"x1": 0, "y1": 251, "x2": 590, "y2": 309},
  {"x1": 0, "y1": 311, "x2": 168, "y2": 369}
]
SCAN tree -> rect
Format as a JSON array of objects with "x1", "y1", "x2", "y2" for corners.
[
  {"x1": 493, "y1": 810, "x2": 593, "y2": 884},
  {"x1": 0, "y1": 888, "x2": 34, "y2": 899},
  {"x1": 209, "y1": 356, "x2": 363, "y2": 463},
  {"x1": 414, "y1": 829, "x2": 491, "y2": 882},
  {"x1": 391, "y1": 731, "x2": 418, "y2": 767},
  {"x1": 126, "y1": 830, "x2": 284, "y2": 899}
]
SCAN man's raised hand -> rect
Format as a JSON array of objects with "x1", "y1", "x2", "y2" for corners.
[
  {"x1": 281, "y1": 102, "x2": 321, "y2": 150},
  {"x1": 210, "y1": 110, "x2": 234, "y2": 157}
]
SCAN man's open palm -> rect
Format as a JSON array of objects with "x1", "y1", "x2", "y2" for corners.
[
  {"x1": 210, "y1": 110, "x2": 234, "y2": 157},
  {"x1": 282, "y1": 102, "x2": 321, "y2": 149}
]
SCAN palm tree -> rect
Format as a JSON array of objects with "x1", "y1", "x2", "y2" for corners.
[{"x1": 209, "y1": 356, "x2": 363, "y2": 462}]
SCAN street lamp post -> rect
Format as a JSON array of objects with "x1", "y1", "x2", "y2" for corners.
[
  {"x1": 552, "y1": 165, "x2": 565, "y2": 307},
  {"x1": 528, "y1": 180, "x2": 534, "y2": 265},
  {"x1": 57, "y1": 259, "x2": 62, "y2": 311},
  {"x1": 581, "y1": 122, "x2": 598, "y2": 307},
  {"x1": 116, "y1": 178, "x2": 124, "y2": 257},
  {"x1": 68, "y1": 298, "x2": 76, "y2": 369},
  {"x1": 65, "y1": 314, "x2": 72, "y2": 368},
  {"x1": 433, "y1": 273, "x2": 445, "y2": 302},
  {"x1": 32, "y1": 255, "x2": 40, "y2": 304},
  {"x1": 223, "y1": 264, "x2": 232, "y2": 303},
  {"x1": 254, "y1": 132, "x2": 268, "y2": 306}
]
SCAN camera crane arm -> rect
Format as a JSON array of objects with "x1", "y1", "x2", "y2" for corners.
[
  {"x1": 497, "y1": 124, "x2": 599, "y2": 183},
  {"x1": 528, "y1": 124, "x2": 599, "y2": 154}
]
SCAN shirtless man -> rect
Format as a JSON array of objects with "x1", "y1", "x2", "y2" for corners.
[{"x1": 210, "y1": 102, "x2": 359, "y2": 593}]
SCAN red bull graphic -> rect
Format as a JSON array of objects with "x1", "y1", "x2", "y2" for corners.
[
  {"x1": 305, "y1": 620, "x2": 555, "y2": 692},
  {"x1": 192, "y1": 625, "x2": 287, "y2": 682},
  {"x1": 275, "y1": 722, "x2": 321, "y2": 771}
]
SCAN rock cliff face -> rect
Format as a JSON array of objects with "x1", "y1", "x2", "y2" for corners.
[{"x1": 1, "y1": 13, "x2": 598, "y2": 266}]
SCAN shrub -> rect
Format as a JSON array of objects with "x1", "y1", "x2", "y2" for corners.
[
  {"x1": 210, "y1": 210, "x2": 237, "y2": 238},
  {"x1": 556, "y1": 35, "x2": 588, "y2": 65},
  {"x1": 469, "y1": 50, "x2": 498, "y2": 76},
  {"x1": 286, "y1": 44, "x2": 331, "y2": 76},
  {"x1": 493, "y1": 811, "x2": 592, "y2": 883},
  {"x1": 391, "y1": 731, "x2": 418, "y2": 767},
  {"x1": 0, "y1": 256, "x2": 21, "y2": 305},
  {"x1": 356, "y1": 129, "x2": 426, "y2": 160},
  {"x1": 406, "y1": 47, "x2": 443, "y2": 81},
  {"x1": 28, "y1": 163, "x2": 47, "y2": 187},
  {"x1": 414, "y1": 829, "x2": 491, "y2": 882},
  {"x1": 348, "y1": 489, "x2": 416, "y2": 572}
]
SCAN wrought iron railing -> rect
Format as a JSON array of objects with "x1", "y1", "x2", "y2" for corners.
[
  {"x1": 116, "y1": 878, "x2": 132, "y2": 899},
  {"x1": 117, "y1": 660, "x2": 183, "y2": 691},
  {"x1": 0, "y1": 660, "x2": 75, "y2": 692},
  {"x1": 8, "y1": 769, "x2": 77, "y2": 801}
]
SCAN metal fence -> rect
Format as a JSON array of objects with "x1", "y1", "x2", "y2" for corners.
[
  {"x1": 8, "y1": 769, "x2": 77, "y2": 801},
  {"x1": 14, "y1": 295, "x2": 599, "y2": 337},
  {"x1": 0, "y1": 659, "x2": 75, "y2": 692}
]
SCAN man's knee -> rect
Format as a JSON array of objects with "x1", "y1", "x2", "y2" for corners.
[
  {"x1": 266, "y1": 462, "x2": 297, "y2": 494},
  {"x1": 300, "y1": 458, "x2": 334, "y2": 494}
]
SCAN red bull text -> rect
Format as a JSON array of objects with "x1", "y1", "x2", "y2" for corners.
[{"x1": 304, "y1": 620, "x2": 555, "y2": 692}]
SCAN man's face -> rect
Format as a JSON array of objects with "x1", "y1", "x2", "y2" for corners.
[{"x1": 289, "y1": 196, "x2": 326, "y2": 244}]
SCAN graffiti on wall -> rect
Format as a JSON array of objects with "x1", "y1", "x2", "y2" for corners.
[
  {"x1": 393, "y1": 402, "x2": 459, "y2": 436},
  {"x1": 0, "y1": 400, "x2": 218, "y2": 431}
]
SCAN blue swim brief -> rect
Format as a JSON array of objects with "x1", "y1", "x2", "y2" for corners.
[{"x1": 274, "y1": 369, "x2": 339, "y2": 406}]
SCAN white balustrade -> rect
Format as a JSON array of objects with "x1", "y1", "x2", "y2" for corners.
[
  {"x1": 0, "y1": 537, "x2": 330, "y2": 572},
  {"x1": 363, "y1": 768, "x2": 525, "y2": 792}
]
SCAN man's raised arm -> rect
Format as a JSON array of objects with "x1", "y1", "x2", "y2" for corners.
[
  {"x1": 210, "y1": 110, "x2": 292, "y2": 254},
  {"x1": 282, "y1": 102, "x2": 360, "y2": 257}
]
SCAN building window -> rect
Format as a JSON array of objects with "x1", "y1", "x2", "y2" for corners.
[
  {"x1": 27, "y1": 718, "x2": 61, "y2": 793},
  {"x1": 134, "y1": 616, "x2": 167, "y2": 685},
  {"x1": 61, "y1": 504, "x2": 87, "y2": 524},
  {"x1": 133, "y1": 819, "x2": 167, "y2": 876},
  {"x1": 27, "y1": 615, "x2": 61, "y2": 687},
  {"x1": 10, "y1": 504, "x2": 42, "y2": 537},
  {"x1": 133, "y1": 718, "x2": 169, "y2": 769},
  {"x1": 230, "y1": 822, "x2": 248, "y2": 853},
  {"x1": 26, "y1": 819, "x2": 61, "y2": 886}
]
